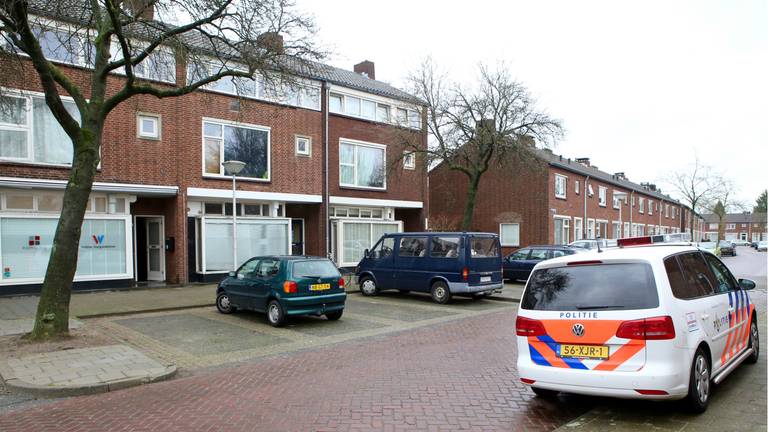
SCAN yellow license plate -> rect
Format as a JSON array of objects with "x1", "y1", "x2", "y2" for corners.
[
  {"x1": 310, "y1": 283, "x2": 331, "y2": 291},
  {"x1": 559, "y1": 344, "x2": 609, "y2": 360}
]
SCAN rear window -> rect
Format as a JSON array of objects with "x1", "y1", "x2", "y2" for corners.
[
  {"x1": 292, "y1": 260, "x2": 340, "y2": 278},
  {"x1": 470, "y1": 236, "x2": 500, "y2": 258},
  {"x1": 521, "y1": 263, "x2": 659, "y2": 311}
]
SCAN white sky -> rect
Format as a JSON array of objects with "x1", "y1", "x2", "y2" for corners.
[{"x1": 299, "y1": 0, "x2": 767, "y2": 208}]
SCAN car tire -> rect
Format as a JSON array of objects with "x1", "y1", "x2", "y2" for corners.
[
  {"x1": 746, "y1": 319, "x2": 759, "y2": 364},
  {"x1": 531, "y1": 387, "x2": 559, "y2": 398},
  {"x1": 430, "y1": 281, "x2": 452, "y2": 304},
  {"x1": 266, "y1": 299, "x2": 287, "y2": 327},
  {"x1": 216, "y1": 292, "x2": 236, "y2": 314},
  {"x1": 359, "y1": 276, "x2": 378, "y2": 296},
  {"x1": 325, "y1": 309, "x2": 343, "y2": 321},
  {"x1": 684, "y1": 348, "x2": 711, "y2": 413}
]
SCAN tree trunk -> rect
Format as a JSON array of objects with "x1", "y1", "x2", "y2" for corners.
[
  {"x1": 29, "y1": 127, "x2": 100, "y2": 340},
  {"x1": 460, "y1": 174, "x2": 481, "y2": 231}
]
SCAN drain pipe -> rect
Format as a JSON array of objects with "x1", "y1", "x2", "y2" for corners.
[
  {"x1": 322, "y1": 81, "x2": 330, "y2": 259},
  {"x1": 583, "y1": 175, "x2": 590, "y2": 238}
]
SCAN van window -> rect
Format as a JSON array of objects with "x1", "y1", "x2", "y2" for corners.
[
  {"x1": 369, "y1": 237, "x2": 394, "y2": 259},
  {"x1": 431, "y1": 236, "x2": 461, "y2": 258},
  {"x1": 676, "y1": 252, "x2": 716, "y2": 297},
  {"x1": 399, "y1": 236, "x2": 428, "y2": 257},
  {"x1": 470, "y1": 236, "x2": 499, "y2": 258},
  {"x1": 521, "y1": 263, "x2": 658, "y2": 311}
]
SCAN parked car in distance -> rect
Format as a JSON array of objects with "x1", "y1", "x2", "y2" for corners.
[
  {"x1": 568, "y1": 239, "x2": 618, "y2": 250},
  {"x1": 355, "y1": 232, "x2": 503, "y2": 304},
  {"x1": 718, "y1": 240, "x2": 736, "y2": 256},
  {"x1": 216, "y1": 256, "x2": 347, "y2": 327},
  {"x1": 758, "y1": 241, "x2": 768, "y2": 252},
  {"x1": 731, "y1": 239, "x2": 750, "y2": 246},
  {"x1": 504, "y1": 245, "x2": 583, "y2": 282},
  {"x1": 697, "y1": 241, "x2": 720, "y2": 257}
]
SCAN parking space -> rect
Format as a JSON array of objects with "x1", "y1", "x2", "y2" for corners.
[{"x1": 90, "y1": 292, "x2": 516, "y2": 370}]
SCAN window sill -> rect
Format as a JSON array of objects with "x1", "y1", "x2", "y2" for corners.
[
  {"x1": 0, "y1": 159, "x2": 76, "y2": 170},
  {"x1": 555, "y1": 195, "x2": 567, "y2": 200},
  {"x1": 339, "y1": 185, "x2": 387, "y2": 192},
  {"x1": 203, "y1": 174, "x2": 271, "y2": 183},
  {"x1": 138, "y1": 135, "x2": 162, "y2": 141}
]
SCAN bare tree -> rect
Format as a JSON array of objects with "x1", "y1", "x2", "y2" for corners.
[
  {"x1": 702, "y1": 179, "x2": 744, "y2": 241},
  {"x1": 0, "y1": 0, "x2": 322, "y2": 340},
  {"x1": 663, "y1": 155, "x2": 724, "y2": 236},
  {"x1": 401, "y1": 59, "x2": 562, "y2": 230}
]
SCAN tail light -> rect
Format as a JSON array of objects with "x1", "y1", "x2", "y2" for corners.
[
  {"x1": 520, "y1": 378, "x2": 536, "y2": 384},
  {"x1": 283, "y1": 281, "x2": 297, "y2": 294},
  {"x1": 516, "y1": 316, "x2": 546, "y2": 337},
  {"x1": 462, "y1": 267, "x2": 469, "y2": 281},
  {"x1": 634, "y1": 389, "x2": 669, "y2": 395},
  {"x1": 338, "y1": 277, "x2": 346, "y2": 288},
  {"x1": 616, "y1": 316, "x2": 675, "y2": 340}
]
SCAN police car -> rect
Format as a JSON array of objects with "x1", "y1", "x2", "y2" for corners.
[{"x1": 515, "y1": 235, "x2": 759, "y2": 412}]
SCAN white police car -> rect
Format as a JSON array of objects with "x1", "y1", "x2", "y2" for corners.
[{"x1": 516, "y1": 236, "x2": 759, "y2": 412}]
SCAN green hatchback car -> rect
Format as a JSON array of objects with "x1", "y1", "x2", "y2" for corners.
[{"x1": 215, "y1": 256, "x2": 347, "y2": 327}]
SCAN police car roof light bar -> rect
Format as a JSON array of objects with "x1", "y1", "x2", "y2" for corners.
[{"x1": 617, "y1": 235, "x2": 666, "y2": 247}]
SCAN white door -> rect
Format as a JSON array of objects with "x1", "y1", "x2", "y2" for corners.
[{"x1": 146, "y1": 218, "x2": 165, "y2": 281}]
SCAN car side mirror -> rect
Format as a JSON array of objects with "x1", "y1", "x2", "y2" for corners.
[
  {"x1": 739, "y1": 278, "x2": 756, "y2": 290},
  {"x1": 364, "y1": 248, "x2": 370, "y2": 258},
  {"x1": 228, "y1": 271, "x2": 236, "y2": 277}
]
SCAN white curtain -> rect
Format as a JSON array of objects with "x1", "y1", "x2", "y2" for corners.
[
  {"x1": 33, "y1": 97, "x2": 77, "y2": 164},
  {"x1": 343, "y1": 222, "x2": 370, "y2": 265}
]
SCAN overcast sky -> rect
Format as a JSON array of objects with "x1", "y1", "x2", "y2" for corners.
[{"x1": 299, "y1": 0, "x2": 767, "y2": 208}]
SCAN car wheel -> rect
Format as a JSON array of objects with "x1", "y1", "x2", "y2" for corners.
[
  {"x1": 746, "y1": 319, "x2": 759, "y2": 364},
  {"x1": 325, "y1": 309, "x2": 344, "y2": 321},
  {"x1": 531, "y1": 387, "x2": 559, "y2": 398},
  {"x1": 266, "y1": 299, "x2": 287, "y2": 327},
  {"x1": 684, "y1": 348, "x2": 711, "y2": 413},
  {"x1": 430, "y1": 281, "x2": 452, "y2": 304},
  {"x1": 216, "y1": 292, "x2": 236, "y2": 314},
  {"x1": 360, "y1": 276, "x2": 378, "y2": 296}
]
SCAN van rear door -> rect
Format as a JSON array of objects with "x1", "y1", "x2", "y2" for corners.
[{"x1": 468, "y1": 235, "x2": 502, "y2": 286}]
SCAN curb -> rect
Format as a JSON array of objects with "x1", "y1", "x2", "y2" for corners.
[
  {"x1": 1, "y1": 365, "x2": 177, "y2": 398},
  {"x1": 485, "y1": 295, "x2": 521, "y2": 303},
  {"x1": 76, "y1": 303, "x2": 215, "y2": 319}
]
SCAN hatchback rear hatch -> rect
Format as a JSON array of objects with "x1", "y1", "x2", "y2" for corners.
[
  {"x1": 468, "y1": 235, "x2": 503, "y2": 285},
  {"x1": 518, "y1": 261, "x2": 663, "y2": 372},
  {"x1": 289, "y1": 259, "x2": 345, "y2": 296}
]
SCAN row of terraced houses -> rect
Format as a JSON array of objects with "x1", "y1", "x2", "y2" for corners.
[{"x1": 0, "y1": 4, "x2": 708, "y2": 295}]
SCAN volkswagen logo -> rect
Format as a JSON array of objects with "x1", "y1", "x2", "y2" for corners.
[{"x1": 572, "y1": 323, "x2": 585, "y2": 337}]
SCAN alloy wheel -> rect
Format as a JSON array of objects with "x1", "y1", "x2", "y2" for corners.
[{"x1": 694, "y1": 355, "x2": 710, "y2": 404}]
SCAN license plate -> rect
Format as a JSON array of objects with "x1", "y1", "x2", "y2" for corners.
[
  {"x1": 559, "y1": 344, "x2": 609, "y2": 360},
  {"x1": 310, "y1": 283, "x2": 330, "y2": 291},
  {"x1": 480, "y1": 276, "x2": 491, "y2": 283}
]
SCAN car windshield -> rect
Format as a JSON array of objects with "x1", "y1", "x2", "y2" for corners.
[
  {"x1": 292, "y1": 260, "x2": 340, "y2": 278},
  {"x1": 521, "y1": 263, "x2": 659, "y2": 311}
]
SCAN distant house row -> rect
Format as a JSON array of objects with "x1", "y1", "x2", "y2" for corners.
[{"x1": 701, "y1": 213, "x2": 768, "y2": 242}]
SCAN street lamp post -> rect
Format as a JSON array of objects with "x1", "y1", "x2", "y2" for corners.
[
  {"x1": 614, "y1": 191, "x2": 628, "y2": 239},
  {"x1": 222, "y1": 160, "x2": 247, "y2": 271}
]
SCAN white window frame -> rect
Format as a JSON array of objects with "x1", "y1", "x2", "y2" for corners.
[
  {"x1": 328, "y1": 88, "x2": 419, "y2": 129},
  {"x1": 295, "y1": 135, "x2": 311, "y2": 157},
  {"x1": 201, "y1": 117, "x2": 271, "y2": 182},
  {"x1": 612, "y1": 221, "x2": 621, "y2": 239},
  {"x1": 574, "y1": 217, "x2": 583, "y2": 240},
  {"x1": 575, "y1": 180, "x2": 580, "y2": 194},
  {"x1": 338, "y1": 138, "x2": 387, "y2": 190},
  {"x1": 403, "y1": 151, "x2": 416, "y2": 170},
  {"x1": 587, "y1": 218, "x2": 595, "y2": 239},
  {"x1": 598, "y1": 186, "x2": 607, "y2": 207},
  {"x1": 499, "y1": 223, "x2": 520, "y2": 247},
  {"x1": 638, "y1": 197, "x2": 645, "y2": 214},
  {"x1": 648, "y1": 200, "x2": 653, "y2": 215},
  {"x1": 554, "y1": 216, "x2": 570, "y2": 245},
  {"x1": 137, "y1": 113, "x2": 161, "y2": 140},
  {"x1": 554, "y1": 174, "x2": 567, "y2": 199}
]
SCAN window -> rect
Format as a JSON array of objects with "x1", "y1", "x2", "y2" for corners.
[
  {"x1": 345, "y1": 96, "x2": 361, "y2": 116},
  {"x1": 648, "y1": 200, "x2": 653, "y2": 215},
  {"x1": 637, "y1": 224, "x2": 644, "y2": 236},
  {"x1": 329, "y1": 93, "x2": 343, "y2": 112},
  {"x1": 726, "y1": 223, "x2": 736, "y2": 230},
  {"x1": 295, "y1": 135, "x2": 311, "y2": 156},
  {"x1": 5, "y1": 195, "x2": 34, "y2": 210},
  {"x1": 587, "y1": 219, "x2": 595, "y2": 239},
  {"x1": 408, "y1": 110, "x2": 421, "y2": 129},
  {"x1": 554, "y1": 217, "x2": 570, "y2": 245},
  {"x1": 431, "y1": 236, "x2": 461, "y2": 258},
  {"x1": 399, "y1": 236, "x2": 428, "y2": 257},
  {"x1": 612, "y1": 221, "x2": 621, "y2": 239},
  {"x1": 369, "y1": 236, "x2": 395, "y2": 259},
  {"x1": 598, "y1": 186, "x2": 607, "y2": 207},
  {"x1": 612, "y1": 193, "x2": 623, "y2": 209},
  {"x1": 0, "y1": 93, "x2": 80, "y2": 165},
  {"x1": 624, "y1": 222, "x2": 631, "y2": 238},
  {"x1": 362, "y1": 100, "x2": 376, "y2": 119},
  {"x1": 203, "y1": 120, "x2": 270, "y2": 180},
  {"x1": 665, "y1": 204, "x2": 669, "y2": 218},
  {"x1": 587, "y1": 184, "x2": 594, "y2": 196},
  {"x1": 674, "y1": 252, "x2": 717, "y2": 297},
  {"x1": 112, "y1": 42, "x2": 176, "y2": 83},
  {"x1": 500, "y1": 223, "x2": 520, "y2": 246},
  {"x1": 508, "y1": 249, "x2": 529, "y2": 260},
  {"x1": 137, "y1": 113, "x2": 160, "y2": 139},
  {"x1": 638, "y1": 197, "x2": 645, "y2": 213},
  {"x1": 575, "y1": 180, "x2": 580, "y2": 194},
  {"x1": 470, "y1": 236, "x2": 499, "y2": 257},
  {"x1": 396, "y1": 108, "x2": 408, "y2": 125},
  {"x1": 554, "y1": 174, "x2": 567, "y2": 199},
  {"x1": 30, "y1": 24, "x2": 93, "y2": 67},
  {"x1": 237, "y1": 259, "x2": 260, "y2": 279},
  {"x1": 529, "y1": 249, "x2": 549, "y2": 260},
  {"x1": 403, "y1": 151, "x2": 415, "y2": 170},
  {"x1": 574, "y1": 217, "x2": 583, "y2": 240},
  {"x1": 709, "y1": 223, "x2": 718, "y2": 229},
  {"x1": 339, "y1": 140, "x2": 386, "y2": 189},
  {"x1": 332, "y1": 206, "x2": 385, "y2": 219},
  {"x1": 671, "y1": 207, "x2": 676, "y2": 219},
  {"x1": 376, "y1": 104, "x2": 390, "y2": 122},
  {"x1": 741, "y1": 223, "x2": 747, "y2": 228}
]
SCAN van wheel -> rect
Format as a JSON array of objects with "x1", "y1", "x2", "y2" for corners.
[
  {"x1": 360, "y1": 277, "x2": 378, "y2": 296},
  {"x1": 266, "y1": 300, "x2": 287, "y2": 327},
  {"x1": 746, "y1": 319, "x2": 759, "y2": 364},
  {"x1": 684, "y1": 348, "x2": 710, "y2": 413},
  {"x1": 430, "y1": 281, "x2": 452, "y2": 304},
  {"x1": 531, "y1": 387, "x2": 559, "y2": 398}
]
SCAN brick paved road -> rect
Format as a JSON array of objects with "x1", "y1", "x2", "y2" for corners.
[{"x1": 0, "y1": 309, "x2": 593, "y2": 432}]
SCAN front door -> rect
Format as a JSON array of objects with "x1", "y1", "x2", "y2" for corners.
[
  {"x1": 291, "y1": 219, "x2": 304, "y2": 255},
  {"x1": 146, "y1": 217, "x2": 165, "y2": 281}
]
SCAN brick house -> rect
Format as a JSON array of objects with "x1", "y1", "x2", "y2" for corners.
[
  {"x1": 0, "y1": 7, "x2": 427, "y2": 294},
  {"x1": 430, "y1": 149, "x2": 703, "y2": 254},
  {"x1": 702, "y1": 212, "x2": 768, "y2": 242}
]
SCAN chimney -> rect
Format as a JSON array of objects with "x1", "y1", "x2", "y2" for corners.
[
  {"x1": 614, "y1": 172, "x2": 626, "y2": 181},
  {"x1": 354, "y1": 60, "x2": 375, "y2": 80},
  {"x1": 126, "y1": 0, "x2": 154, "y2": 20},
  {"x1": 257, "y1": 32, "x2": 284, "y2": 54},
  {"x1": 575, "y1": 157, "x2": 590, "y2": 166}
]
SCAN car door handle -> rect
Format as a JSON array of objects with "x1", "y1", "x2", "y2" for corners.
[{"x1": 701, "y1": 313, "x2": 709, "y2": 320}]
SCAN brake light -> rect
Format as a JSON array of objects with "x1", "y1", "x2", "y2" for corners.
[
  {"x1": 567, "y1": 260, "x2": 603, "y2": 266},
  {"x1": 520, "y1": 378, "x2": 536, "y2": 384},
  {"x1": 516, "y1": 316, "x2": 546, "y2": 337},
  {"x1": 616, "y1": 316, "x2": 675, "y2": 340},
  {"x1": 283, "y1": 281, "x2": 297, "y2": 294},
  {"x1": 462, "y1": 267, "x2": 469, "y2": 281},
  {"x1": 338, "y1": 277, "x2": 346, "y2": 288},
  {"x1": 634, "y1": 389, "x2": 668, "y2": 395}
]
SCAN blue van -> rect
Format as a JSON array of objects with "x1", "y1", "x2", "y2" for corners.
[{"x1": 354, "y1": 232, "x2": 503, "y2": 304}]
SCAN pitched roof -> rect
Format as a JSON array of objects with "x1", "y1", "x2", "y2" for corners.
[{"x1": 702, "y1": 212, "x2": 766, "y2": 224}]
